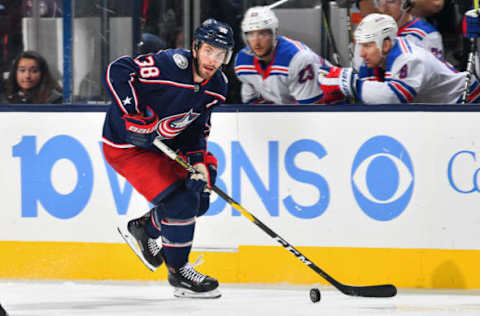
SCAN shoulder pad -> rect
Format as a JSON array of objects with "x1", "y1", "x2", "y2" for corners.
[{"x1": 172, "y1": 53, "x2": 189, "y2": 70}]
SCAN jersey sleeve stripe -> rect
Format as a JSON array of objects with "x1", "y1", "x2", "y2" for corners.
[
  {"x1": 204, "y1": 90, "x2": 226, "y2": 102},
  {"x1": 205, "y1": 99, "x2": 218, "y2": 109},
  {"x1": 387, "y1": 83, "x2": 408, "y2": 103},
  {"x1": 400, "y1": 31, "x2": 423, "y2": 41},
  {"x1": 235, "y1": 66, "x2": 256, "y2": 71},
  {"x1": 398, "y1": 39, "x2": 412, "y2": 54},
  {"x1": 268, "y1": 73, "x2": 289, "y2": 77},
  {"x1": 297, "y1": 93, "x2": 324, "y2": 104},
  {"x1": 102, "y1": 137, "x2": 135, "y2": 148},
  {"x1": 467, "y1": 81, "x2": 480, "y2": 103},
  {"x1": 248, "y1": 97, "x2": 265, "y2": 104},
  {"x1": 388, "y1": 78, "x2": 417, "y2": 97},
  {"x1": 236, "y1": 71, "x2": 258, "y2": 76},
  {"x1": 403, "y1": 28, "x2": 427, "y2": 38},
  {"x1": 388, "y1": 81, "x2": 413, "y2": 103},
  {"x1": 105, "y1": 60, "x2": 129, "y2": 115},
  {"x1": 138, "y1": 78, "x2": 196, "y2": 90}
]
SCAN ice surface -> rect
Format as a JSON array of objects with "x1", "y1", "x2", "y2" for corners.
[{"x1": 0, "y1": 280, "x2": 480, "y2": 315}]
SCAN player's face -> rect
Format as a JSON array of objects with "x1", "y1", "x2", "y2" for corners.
[
  {"x1": 245, "y1": 29, "x2": 274, "y2": 59},
  {"x1": 376, "y1": 0, "x2": 402, "y2": 21},
  {"x1": 16, "y1": 58, "x2": 41, "y2": 92},
  {"x1": 195, "y1": 43, "x2": 226, "y2": 79},
  {"x1": 359, "y1": 42, "x2": 383, "y2": 68}
]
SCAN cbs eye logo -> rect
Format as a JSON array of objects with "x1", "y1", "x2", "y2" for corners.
[{"x1": 351, "y1": 135, "x2": 414, "y2": 221}]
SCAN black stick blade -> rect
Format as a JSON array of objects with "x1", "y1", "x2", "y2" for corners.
[
  {"x1": 340, "y1": 284, "x2": 397, "y2": 297},
  {"x1": 0, "y1": 303, "x2": 7, "y2": 316}
]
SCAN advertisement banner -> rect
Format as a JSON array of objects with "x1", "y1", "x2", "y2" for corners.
[{"x1": 2, "y1": 111, "x2": 480, "y2": 251}]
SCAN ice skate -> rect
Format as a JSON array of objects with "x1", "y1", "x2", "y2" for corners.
[
  {"x1": 167, "y1": 258, "x2": 221, "y2": 299},
  {"x1": 117, "y1": 213, "x2": 163, "y2": 272}
]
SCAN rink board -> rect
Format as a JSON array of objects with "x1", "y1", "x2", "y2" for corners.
[{"x1": 1, "y1": 109, "x2": 480, "y2": 289}]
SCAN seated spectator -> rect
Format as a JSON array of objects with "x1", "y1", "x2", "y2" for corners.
[
  {"x1": 356, "y1": 0, "x2": 444, "y2": 18},
  {"x1": 136, "y1": 33, "x2": 167, "y2": 56},
  {"x1": 375, "y1": 0, "x2": 444, "y2": 58},
  {"x1": 410, "y1": 0, "x2": 444, "y2": 17},
  {"x1": 4, "y1": 51, "x2": 62, "y2": 104}
]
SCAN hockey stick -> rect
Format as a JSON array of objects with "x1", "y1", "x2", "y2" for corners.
[
  {"x1": 153, "y1": 137, "x2": 397, "y2": 298},
  {"x1": 462, "y1": 0, "x2": 480, "y2": 104},
  {"x1": 321, "y1": 5, "x2": 342, "y2": 66},
  {"x1": 268, "y1": 0, "x2": 290, "y2": 9}
]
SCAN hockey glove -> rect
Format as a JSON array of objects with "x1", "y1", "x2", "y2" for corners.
[
  {"x1": 198, "y1": 153, "x2": 218, "y2": 217},
  {"x1": 184, "y1": 151, "x2": 208, "y2": 193},
  {"x1": 186, "y1": 163, "x2": 209, "y2": 193},
  {"x1": 318, "y1": 66, "x2": 357, "y2": 103},
  {"x1": 463, "y1": 9, "x2": 480, "y2": 39},
  {"x1": 122, "y1": 106, "x2": 159, "y2": 148}
]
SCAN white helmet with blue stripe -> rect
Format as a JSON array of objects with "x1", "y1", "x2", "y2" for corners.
[
  {"x1": 354, "y1": 13, "x2": 398, "y2": 53},
  {"x1": 241, "y1": 6, "x2": 279, "y2": 46}
]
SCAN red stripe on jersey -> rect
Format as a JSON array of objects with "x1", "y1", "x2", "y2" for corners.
[
  {"x1": 399, "y1": 39, "x2": 410, "y2": 54},
  {"x1": 391, "y1": 81, "x2": 413, "y2": 102},
  {"x1": 235, "y1": 66, "x2": 256, "y2": 71},
  {"x1": 205, "y1": 99, "x2": 218, "y2": 109},
  {"x1": 138, "y1": 78, "x2": 196, "y2": 90},
  {"x1": 204, "y1": 90, "x2": 226, "y2": 101},
  {"x1": 468, "y1": 84, "x2": 480, "y2": 103},
  {"x1": 161, "y1": 218, "x2": 196, "y2": 226},
  {"x1": 398, "y1": 18, "x2": 420, "y2": 35},
  {"x1": 402, "y1": 28, "x2": 427, "y2": 38}
]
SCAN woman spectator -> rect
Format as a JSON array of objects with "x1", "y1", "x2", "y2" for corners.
[{"x1": 4, "y1": 50, "x2": 62, "y2": 104}]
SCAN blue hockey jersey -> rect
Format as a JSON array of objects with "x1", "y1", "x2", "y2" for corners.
[{"x1": 102, "y1": 49, "x2": 228, "y2": 154}]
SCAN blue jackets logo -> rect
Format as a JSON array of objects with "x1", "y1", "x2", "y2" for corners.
[
  {"x1": 351, "y1": 135, "x2": 414, "y2": 221},
  {"x1": 156, "y1": 109, "x2": 199, "y2": 139}
]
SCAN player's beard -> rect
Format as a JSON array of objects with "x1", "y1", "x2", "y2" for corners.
[
  {"x1": 198, "y1": 61, "x2": 219, "y2": 80},
  {"x1": 252, "y1": 43, "x2": 275, "y2": 61},
  {"x1": 193, "y1": 57, "x2": 219, "y2": 81},
  {"x1": 256, "y1": 47, "x2": 273, "y2": 59}
]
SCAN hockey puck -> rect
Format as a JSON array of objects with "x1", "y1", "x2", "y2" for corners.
[{"x1": 309, "y1": 288, "x2": 321, "y2": 303}]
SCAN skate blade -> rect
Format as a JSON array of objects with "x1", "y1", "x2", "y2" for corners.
[
  {"x1": 173, "y1": 288, "x2": 221, "y2": 299},
  {"x1": 117, "y1": 226, "x2": 157, "y2": 272}
]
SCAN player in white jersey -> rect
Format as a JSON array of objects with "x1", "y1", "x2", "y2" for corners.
[
  {"x1": 234, "y1": 6, "x2": 331, "y2": 104},
  {"x1": 319, "y1": 13, "x2": 480, "y2": 104},
  {"x1": 374, "y1": 0, "x2": 443, "y2": 57},
  {"x1": 464, "y1": 8, "x2": 480, "y2": 90},
  {"x1": 353, "y1": 0, "x2": 443, "y2": 71}
]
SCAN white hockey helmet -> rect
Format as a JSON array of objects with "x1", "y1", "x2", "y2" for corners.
[
  {"x1": 241, "y1": 6, "x2": 279, "y2": 45},
  {"x1": 354, "y1": 13, "x2": 398, "y2": 52}
]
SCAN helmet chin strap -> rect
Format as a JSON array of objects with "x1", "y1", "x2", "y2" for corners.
[
  {"x1": 192, "y1": 41, "x2": 206, "y2": 82},
  {"x1": 193, "y1": 53, "x2": 201, "y2": 79},
  {"x1": 378, "y1": 39, "x2": 391, "y2": 66}
]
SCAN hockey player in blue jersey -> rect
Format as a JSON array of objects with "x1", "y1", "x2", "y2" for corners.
[{"x1": 101, "y1": 19, "x2": 234, "y2": 298}]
